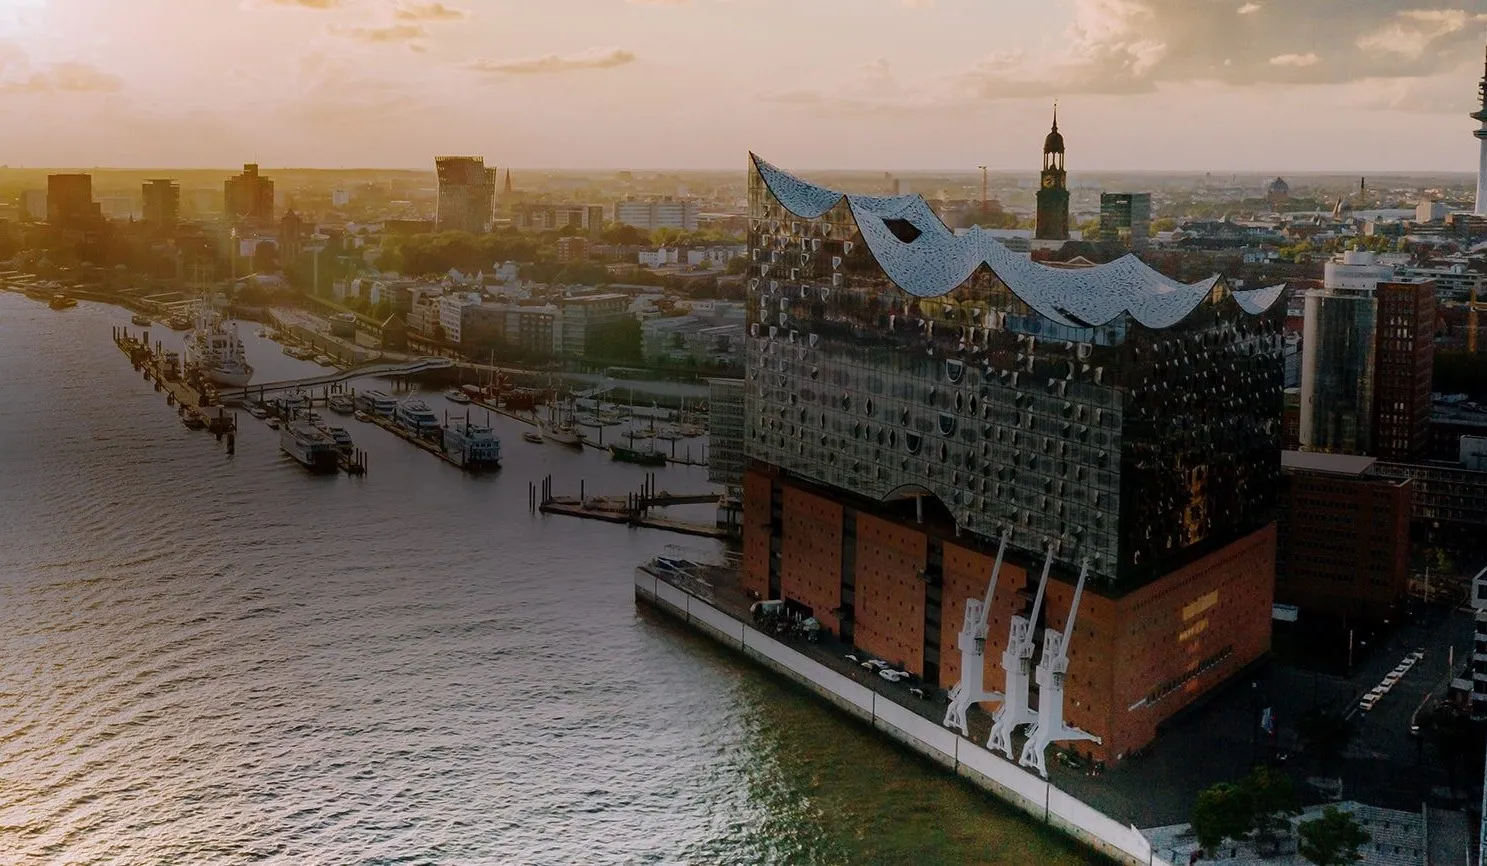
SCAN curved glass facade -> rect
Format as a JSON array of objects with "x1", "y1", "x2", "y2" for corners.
[{"x1": 745, "y1": 159, "x2": 1285, "y2": 587}]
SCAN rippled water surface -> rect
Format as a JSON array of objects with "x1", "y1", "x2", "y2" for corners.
[{"x1": 0, "y1": 294, "x2": 1097, "y2": 865}]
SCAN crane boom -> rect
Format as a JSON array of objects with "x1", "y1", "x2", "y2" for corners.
[{"x1": 942, "y1": 529, "x2": 1011, "y2": 736}]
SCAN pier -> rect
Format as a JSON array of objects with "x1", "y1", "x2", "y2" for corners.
[
  {"x1": 530, "y1": 474, "x2": 729, "y2": 539},
  {"x1": 357, "y1": 411, "x2": 496, "y2": 474},
  {"x1": 113, "y1": 326, "x2": 239, "y2": 454},
  {"x1": 217, "y1": 356, "x2": 456, "y2": 401}
]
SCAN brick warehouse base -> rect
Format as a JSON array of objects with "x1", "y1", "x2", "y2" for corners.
[
  {"x1": 742, "y1": 469, "x2": 1277, "y2": 765},
  {"x1": 636, "y1": 565, "x2": 1174, "y2": 866}
]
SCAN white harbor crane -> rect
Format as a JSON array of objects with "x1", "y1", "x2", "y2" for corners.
[
  {"x1": 1019, "y1": 557, "x2": 1101, "y2": 779},
  {"x1": 987, "y1": 541, "x2": 1055, "y2": 760},
  {"x1": 943, "y1": 528, "x2": 1012, "y2": 736}
]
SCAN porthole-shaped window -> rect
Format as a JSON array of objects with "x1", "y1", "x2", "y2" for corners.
[
  {"x1": 940, "y1": 442, "x2": 949, "y2": 463},
  {"x1": 939, "y1": 413, "x2": 956, "y2": 436},
  {"x1": 798, "y1": 408, "x2": 807, "y2": 423},
  {"x1": 901, "y1": 407, "x2": 910, "y2": 424},
  {"x1": 946, "y1": 360, "x2": 965, "y2": 383},
  {"x1": 906, "y1": 433, "x2": 922, "y2": 455},
  {"x1": 841, "y1": 394, "x2": 852, "y2": 412},
  {"x1": 865, "y1": 398, "x2": 874, "y2": 417},
  {"x1": 927, "y1": 387, "x2": 939, "y2": 407},
  {"x1": 819, "y1": 412, "x2": 827, "y2": 428},
  {"x1": 966, "y1": 454, "x2": 977, "y2": 473},
  {"x1": 810, "y1": 366, "x2": 820, "y2": 380},
  {"x1": 852, "y1": 422, "x2": 862, "y2": 439},
  {"x1": 954, "y1": 392, "x2": 964, "y2": 412},
  {"x1": 968, "y1": 395, "x2": 978, "y2": 416},
  {"x1": 889, "y1": 430, "x2": 898, "y2": 449},
  {"x1": 878, "y1": 428, "x2": 887, "y2": 446},
  {"x1": 789, "y1": 392, "x2": 798, "y2": 405}
]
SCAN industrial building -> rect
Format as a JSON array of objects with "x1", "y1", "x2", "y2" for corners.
[{"x1": 740, "y1": 153, "x2": 1286, "y2": 764}]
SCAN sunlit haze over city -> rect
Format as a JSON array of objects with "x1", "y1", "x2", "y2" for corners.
[{"x1": 4, "y1": 0, "x2": 1487, "y2": 169}]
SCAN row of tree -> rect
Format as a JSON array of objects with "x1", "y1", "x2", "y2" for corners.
[{"x1": 1191, "y1": 766, "x2": 1368, "y2": 864}]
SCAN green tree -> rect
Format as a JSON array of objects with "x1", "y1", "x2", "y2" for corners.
[
  {"x1": 725, "y1": 255, "x2": 751, "y2": 276},
  {"x1": 1151, "y1": 217, "x2": 1179, "y2": 234},
  {"x1": 1244, "y1": 766, "x2": 1300, "y2": 855},
  {"x1": 1190, "y1": 782, "x2": 1253, "y2": 854},
  {"x1": 1297, "y1": 806, "x2": 1369, "y2": 865}
]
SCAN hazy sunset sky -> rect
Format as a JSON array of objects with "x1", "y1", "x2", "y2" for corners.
[{"x1": 4, "y1": 0, "x2": 1487, "y2": 171}]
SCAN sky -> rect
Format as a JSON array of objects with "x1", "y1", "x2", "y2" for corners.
[{"x1": 4, "y1": 0, "x2": 1487, "y2": 171}]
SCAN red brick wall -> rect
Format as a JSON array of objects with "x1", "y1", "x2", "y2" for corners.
[
  {"x1": 779, "y1": 487, "x2": 844, "y2": 635},
  {"x1": 740, "y1": 469, "x2": 772, "y2": 600},
  {"x1": 852, "y1": 514, "x2": 928, "y2": 674},
  {"x1": 1091, "y1": 524, "x2": 1277, "y2": 762},
  {"x1": 940, "y1": 541, "x2": 1029, "y2": 693}
]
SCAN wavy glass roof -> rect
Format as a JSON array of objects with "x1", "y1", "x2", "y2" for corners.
[{"x1": 751, "y1": 154, "x2": 1285, "y2": 329}]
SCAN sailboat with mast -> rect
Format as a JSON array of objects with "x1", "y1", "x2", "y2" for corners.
[{"x1": 540, "y1": 380, "x2": 583, "y2": 448}]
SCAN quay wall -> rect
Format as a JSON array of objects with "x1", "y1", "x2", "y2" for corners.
[{"x1": 634, "y1": 567, "x2": 1171, "y2": 866}]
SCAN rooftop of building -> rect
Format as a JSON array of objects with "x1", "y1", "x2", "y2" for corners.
[
  {"x1": 1281, "y1": 450, "x2": 1379, "y2": 478},
  {"x1": 750, "y1": 154, "x2": 1286, "y2": 330}
]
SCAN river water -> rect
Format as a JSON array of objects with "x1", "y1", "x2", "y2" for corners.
[{"x1": 0, "y1": 293, "x2": 1097, "y2": 865}]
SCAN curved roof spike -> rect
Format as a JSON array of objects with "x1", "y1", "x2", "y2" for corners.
[{"x1": 750, "y1": 155, "x2": 1287, "y2": 328}]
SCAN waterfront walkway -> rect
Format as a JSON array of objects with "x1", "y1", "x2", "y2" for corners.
[{"x1": 218, "y1": 357, "x2": 456, "y2": 400}]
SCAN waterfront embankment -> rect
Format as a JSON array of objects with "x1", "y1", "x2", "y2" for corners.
[{"x1": 635, "y1": 562, "x2": 1172, "y2": 866}]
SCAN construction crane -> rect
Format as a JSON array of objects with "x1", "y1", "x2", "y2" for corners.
[
  {"x1": 943, "y1": 528, "x2": 1011, "y2": 736},
  {"x1": 988, "y1": 541, "x2": 1055, "y2": 760},
  {"x1": 1019, "y1": 558, "x2": 1101, "y2": 779},
  {"x1": 1470, "y1": 284, "x2": 1487, "y2": 355}
]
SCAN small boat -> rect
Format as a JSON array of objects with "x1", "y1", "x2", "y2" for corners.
[
  {"x1": 655, "y1": 426, "x2": 683, "y2": 441},
  {"x1": 542, "y1": 421, "x2": 584, "y2": 448},
  {"x1": 444, "y1": 388, "x2": 472, "y2": 405},
  {"x1": 48, "y1": 293, "x2": 77, "y2": 310},
  {"x1": 180, "y1": 409, "x2": 206, "y2": 430},
  {"x1": 130, "y1": 313, "x2": 152, "y2": 327},
  {"x1": 353, "y1": 410, "x2": 372, "y2": 423},
  {"x1": 314, "y1": 355, "x2": 335, "y2": 367},
  {"x1": 266, "y1": 417, "x2": 281, "y2": 430},
  {"x1": 327, "y1": 394, "x2": 355, "y2": 414},
  {"x1": 523, "y1": 431, "x2": 543, "y2": 444},
  {"x1": 248, "y1": 405, "x2": 269, "y2": 420},
  {"x1": 609, "y1": 443, "x2": 667, "y2": 466}
]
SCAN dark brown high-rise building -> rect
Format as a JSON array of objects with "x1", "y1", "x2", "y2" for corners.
[
  {"x1": 1276, "y1": 451, "x2": 1412, "y2": 624},
  {"x1": 46, "y1": 173, "x2": 100, "y2": 229},
  {"x1": 435, "y1": 156, "x2": 496, "y2": 234},
  {"x1": 141, "y1": 179, "x2": 180, "y2": 233},
  {"x1": 224, "y1": 164, "x2": 274, "y2": 227},
  {"x1": 1373, "y1": 279, "x2": 1436, "y2": 460},
  {"x1": 279, "y1": 210, "x2": 304, "y2": 262}
]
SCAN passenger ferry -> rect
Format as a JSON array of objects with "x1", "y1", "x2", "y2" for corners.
[
  {"x1": 442, "y1": 418, "x2": 502, "y2": 470},
  {"x1": 394, "y1": 398, "x2": 441, "y2": 437},
  {"x1": 321, "y1": 425, "x2": 355, "y2": 454},
  {"x1": 280, "y1": 422, "x2": 340, "y2": 474},
  {"x1": 354, "y1": 390, "x2": 398, "y2": 418}
]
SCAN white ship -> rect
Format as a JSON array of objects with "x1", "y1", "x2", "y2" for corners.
[{"x1": 183, "y1": 303, "x2": 254, "y2": 387}]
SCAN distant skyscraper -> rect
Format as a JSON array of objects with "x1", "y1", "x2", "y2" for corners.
[
  {"x1": 46, "y1": 174, "x2": 100, "y2": 229},
  {"x1": 224, "y1": 164, "x2": 274, "y2": 227},
  {"x1": 1035, "y1": 105, "x2": 1069, "y2": 241},
  {"x1": 1098, "y1": 193, "x2": 1151, "y2": 251},
  {"x1": 1475, "y1": 44, "x2": 1487, "y2": 216},
  {"x1": 435, "y1": 156, "x2": 497, "y2": 234},
  {"x1": 141, "y1": 179, "x2": 180, "y2": 232}
]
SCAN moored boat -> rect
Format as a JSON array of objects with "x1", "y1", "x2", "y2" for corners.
[
  {"x1": 444, "y1": 388, "x2": 472, "y2": 405},
  {"x1": 327, "y1": 394, "x2": 355, "y2": 415},
  {"x1": 541, "y1": 420, "x2": 583, "y2": 448},
  {"x1": 353, "y1": 410, "x2": 372, "y2": 423},
  {"x1": 442, "y1": 417, "x2": 501, "y2": 470},
  {"x1": 314, "y1": 354, "x2": 335, "y2": 367},
  {"x1": 280, "y1": 422, "x2": 340, "y2": 474},
  {"x1": 609, "y1": 443, "x2": 667, "y2": 466},
  {"x1": 394, "y1": 397, "x2": 441, "y2": 438},
  {"x1": 48, "y1": 293, "x2": 77, "y2": 310},
  {"x1": 183, "y1": 302, "x2": 254, "y2": 387},
  {"x1": 522, "y1": 431, "x2": 543, "y2": 444},
  {"x1": 130, "y1": 313, "x2": 152, "y2": 327},
  {"x1": 320, "y1": 425, "x2": 355, "y2": 454}
]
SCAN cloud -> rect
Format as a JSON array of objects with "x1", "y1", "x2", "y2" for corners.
[
  {"x1": 261, "y1": 0, "x2": 343, "y2": 7},
  {"x1": 329, "y1": 23, "x2": 428, "y2": 42},
  {"x1": 393, "y1": 1, "x2": 467, "y2": 21},
  {"x1": 0, "y1": 44, "x2": 122, "y2": 96},
  {"x1": 945, "y1": 0, "x2": 1487, "y2": 99},
  {"x1": 468, "y1": 48, "x2": 636, "y2": 75}
]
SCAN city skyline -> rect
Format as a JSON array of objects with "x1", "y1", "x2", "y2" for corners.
[{"x1": 6, "y1": 0, "x2": 1487, "y2": 171}]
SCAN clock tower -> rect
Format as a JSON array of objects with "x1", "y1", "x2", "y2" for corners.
[{"x1": 1035, "y1": 103, "x2": 1070, "y2": 241}]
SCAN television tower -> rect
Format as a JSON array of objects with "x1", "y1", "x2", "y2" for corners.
[{"x1": 1473, "y1": 42, "x2": 1487, "y2": 215}]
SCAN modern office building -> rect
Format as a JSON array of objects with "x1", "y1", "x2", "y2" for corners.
[
  {"x1": 1276, "y1": 451, "x2": 1412, "y2": 625},
  {"x1": 615, "y1": 198, "x2": 699, "y2": 232},
  {"x1": 46, "y1": 174, "x2": 100, "y2": 229},
  {"x1": 1034, "y1": 107, "x2": 1070, "y2": 242},
  {"x1": 141, "y1": 179, "x2": 180, "y2": 233},
  {"x1": 1299, "y1": 251, "x2": 1435, "y2": 459},
  {"x1": 435, "y1": 156, "x2": 497, "y2": 234},
  {"x1": 224, "y1": 164, "x2": 274, "y2": 227},
  {"x1": 742, "y1": 154, "x2": 1286, "y2": 763},
  {"x1": 1098, "y1": 193, "x2": 1151, "y2": 251}
]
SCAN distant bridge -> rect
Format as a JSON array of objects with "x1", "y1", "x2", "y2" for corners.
[{"x1": 218, "y1": 357, "x2": 456, "y2": 400}]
